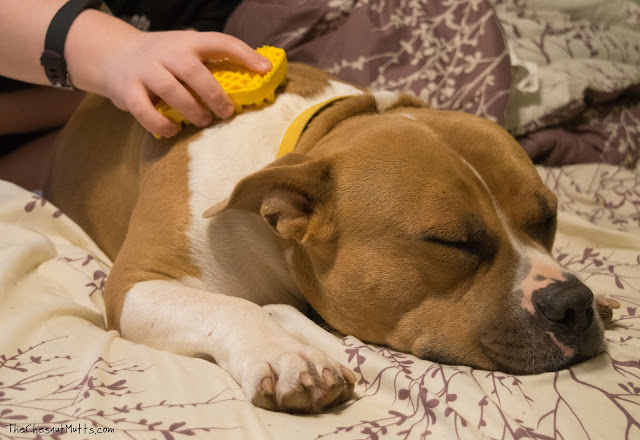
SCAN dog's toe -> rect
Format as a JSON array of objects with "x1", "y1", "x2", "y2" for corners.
[
  {"x1": 595, "y1": 295, "x2": 621, "y2": 325},
  {"x1": 333, "y1": 365, "x2": 356, "y2": 405},
  {"x1": 251, "y1": 376, "x2": 278, "y2": 411},
  {"x1": 279, "y1": 366, "x2": 353, "y2": 413}
]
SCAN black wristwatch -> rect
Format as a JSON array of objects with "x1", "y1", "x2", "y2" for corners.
[{"x1": 40, "y1": 0, "x2": 104, "y2": 90}]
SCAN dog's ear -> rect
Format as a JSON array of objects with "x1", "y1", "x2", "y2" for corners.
[{"x1": 203, "y1": 154, "x2": 332, "y2": 242}]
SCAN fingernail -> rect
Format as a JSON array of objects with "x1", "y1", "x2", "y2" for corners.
[
  {"x1": 200, "y1": 113, "x2": 213, "y2": 126},
  {"x1": 221, "y1": 103, "x2": 234, "y2": 118},
  {"x1": 259, "y1": 59, "x2": 272, "y2": 71},
  {"x1": 166, "y1": 126, "x2": 179, "y2": 137}
]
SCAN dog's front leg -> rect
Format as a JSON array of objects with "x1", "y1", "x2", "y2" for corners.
[{"x1": 118, "y1": 280, "x2": 355, "y2": 413}]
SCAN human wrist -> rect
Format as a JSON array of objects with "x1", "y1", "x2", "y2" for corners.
[
  {"x1": 63, "y1": 9, "x2": 141, "y2": 94},
  {"x1": 40, "y1": 0, "x2": 104, "y2": 89}
]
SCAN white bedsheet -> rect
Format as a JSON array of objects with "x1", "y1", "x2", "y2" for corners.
[{"x1": 1, "y1": 163, "x2": 639, "y2": 439}]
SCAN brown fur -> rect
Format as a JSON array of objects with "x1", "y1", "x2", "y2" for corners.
[{"x1": 46, "y1": 97, "x2": 202, "y2": 330}]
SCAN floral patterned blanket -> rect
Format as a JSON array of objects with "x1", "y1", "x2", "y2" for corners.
[
  {"x1": 2, "y1": 1, "x2": 640, "y2": 438},
  {"x1": 226, "y1": 0, "x2": 640, "y2": 166},
  {"x1": 1, "y1": 163, "x2": 639, "y2": 439}
]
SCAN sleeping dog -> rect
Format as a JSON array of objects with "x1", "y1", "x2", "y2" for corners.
[{"x1": 45, "y1": 63, "x2": 618, "y2": 413}]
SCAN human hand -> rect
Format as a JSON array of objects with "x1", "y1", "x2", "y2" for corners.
[{"x1": 67, "y1": 15, "x2": 271, "y2": 137}]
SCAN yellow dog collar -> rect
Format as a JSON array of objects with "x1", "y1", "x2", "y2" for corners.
[{"x1": 277, "y1": 95, "x2": 353, "y2": 158}]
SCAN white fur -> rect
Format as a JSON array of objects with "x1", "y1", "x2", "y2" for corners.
[
  {"x1": 373, "y1": 90, "x2": 400, "y2": 112},
  {"x1": 120, "y1": 280, "x2": 343, "y2": 404}
]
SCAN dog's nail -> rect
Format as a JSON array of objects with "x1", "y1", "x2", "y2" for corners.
[
  {"x1": 341, "y1": 366, "x2": 357, "y2": 384},
  {"x1": 261, "y1": 377, "x2": 274, "y2": 394},
  {"x1": 299, "y1": 372, "x2": 315, "y2": 387},
  {"x1": 322, "y1": 369, "x2": 336, "y2": 387}
]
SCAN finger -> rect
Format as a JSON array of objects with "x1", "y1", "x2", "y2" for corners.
[
  {"x1": 146, "y1": 68, "x2": 213, "y2": 127},
  {"x1": 125, "y1": 83, "x2": 179, "y2": 137},
  {"x1": 165, "y1": 57, "x2": 234, "y2": 119},
  {"x1": 195, "y1": 32, "x2": 272, "y2": 73}
]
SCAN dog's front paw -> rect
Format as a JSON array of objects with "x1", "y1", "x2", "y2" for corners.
[{"x1": 239, "y1": 344, "x2": 356, "y2": 413}]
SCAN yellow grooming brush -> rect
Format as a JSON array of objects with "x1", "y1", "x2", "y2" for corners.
[{"x1": 154, "y1": 46, "x2": 288, "y2": 138}]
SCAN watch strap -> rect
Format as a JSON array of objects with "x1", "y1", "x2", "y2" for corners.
[{"x1": 40, "y1": 0, "x2": 103, "y2": 89}]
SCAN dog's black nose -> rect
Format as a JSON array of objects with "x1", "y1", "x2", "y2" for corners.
[{"x1": 533, "y1": 279, "x2": 595, "y2": 331}]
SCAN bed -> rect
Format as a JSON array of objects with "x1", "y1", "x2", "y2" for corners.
[{"x1": 1, "y1": 1, "x2": 639, "y2": 439}]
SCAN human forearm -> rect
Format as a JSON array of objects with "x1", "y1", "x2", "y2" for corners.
[
  {"x1": 0, "y1": 1, "x2": 271, "y2": 137},
  {"x1": 0, "y1": 1, "x2": 141, "y2": 90},
  {"x1": 1, "y1": 0, "x2": 74, "y2": 84}
]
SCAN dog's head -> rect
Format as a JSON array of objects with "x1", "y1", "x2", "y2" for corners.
[{"x1": 205, "y1": 94, "x2": 605, "y2": 374}]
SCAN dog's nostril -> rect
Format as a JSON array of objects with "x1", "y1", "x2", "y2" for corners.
[
  {"x1": 546, "y1": 307, "x2": 576, "y2": 325},
  {"x1": 541, "y1": 303, "x2": 574, "y2": 323},
  {"x1": 542, "y1": 306, "x2": 594, "y2": 330}
]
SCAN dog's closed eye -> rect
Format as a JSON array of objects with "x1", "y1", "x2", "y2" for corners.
[
  {"x1": 418, "y1": 217, "x2": 497, "y2": 259},
  {"x1": 422, "y1": 236, "x2": 479, "y2": 255},
  {"x1": 418, "y1": 235, "x2": 487, "y2": 271}
]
